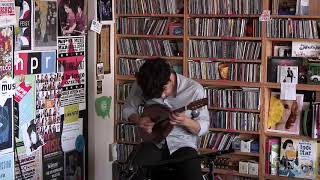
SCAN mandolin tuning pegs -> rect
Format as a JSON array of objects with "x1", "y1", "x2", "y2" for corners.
[{"x1": 191, "y1": 109, "x2": 200, "y2": 118}]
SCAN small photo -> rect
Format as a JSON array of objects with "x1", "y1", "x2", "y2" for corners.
[{"x1": 22, "y1": 120, "x2": 44, "y2": 155}]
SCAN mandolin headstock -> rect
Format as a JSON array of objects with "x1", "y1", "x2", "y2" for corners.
[{"x1": 187, "y1": 98, "x2": 208, "y2": 110}]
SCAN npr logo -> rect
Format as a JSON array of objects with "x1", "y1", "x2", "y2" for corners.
[{"x1": 14, "y1": 51, "x2": 56, "y2": 75}]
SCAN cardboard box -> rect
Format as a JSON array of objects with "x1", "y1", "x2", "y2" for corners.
[
  {"x1": 241, "y1": 139, "x2": 253, "y2": 152},
  {"x1": 248, "y1": 161, "x2": 259, "y2": 176},
  {"x1": 239, "y1": 161, "x2": 249, "y2": 174}
]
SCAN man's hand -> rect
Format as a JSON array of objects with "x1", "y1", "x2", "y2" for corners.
[
  {"x1": 169, "y1": 112, "x2": 200, "y2": 135},
  {"x1": 138, "y1": 116, "x2": 155, "y2": 134}
]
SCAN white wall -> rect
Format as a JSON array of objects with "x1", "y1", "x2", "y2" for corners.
[{"x1": 87, "y1": 0, "x2": 115, "y2": 180}]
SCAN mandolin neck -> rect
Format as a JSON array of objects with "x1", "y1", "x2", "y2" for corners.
[{"x1": 173, "y1": 106, "x2": 187, "y2": 113}]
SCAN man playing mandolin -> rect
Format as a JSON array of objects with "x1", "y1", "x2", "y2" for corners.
[{"x1": 123, "y1": 58, "x2": 209, "y2": 180}]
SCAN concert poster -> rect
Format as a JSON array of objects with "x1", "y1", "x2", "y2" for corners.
[
  {"x1": 0, "y1": 152, "x2": 14, "y2": 180},
  {"x1": 58, "y1": 0, "x2": 87, "y2": 36},
  {"x1": 0, "y1": 0, "x2": 16, "y2": 27},
  {"x1": 0, "y1": 98, "x2": 13, "y2": 155},
  {"x1": 57, "y1": 36, "x2": 86, "y2": 111},
  {"x1": 15, "y1": 0, "x2": 32, "y2": 50},
  {"x1": 14, "y1": 139, "x2": 43, "y2": 180},
  {"x1": 33, "y1": 0, "x2": 57, "y2": 49},
  {"x1": 0, "y1": 26, "x2": 13, "y2": 79},
  {"x1": 42, "y1": 150, "x2": 64, "y2": 180},
  {"x1": 14, "y1": 75, "x2": 35, "y2": 139}
]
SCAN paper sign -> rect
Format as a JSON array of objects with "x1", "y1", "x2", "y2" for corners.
[
  {"x1": 280, "y1": 83, "x2": 297, "y2": 100},
  {"x1": 0, "y1": 76, "x2": 15, "y2": 106},
  {"x1": 0, "y1": 152, "x2": 14, "y2": 180},
  {"x1": 61, "y1": 118, "x2": 83, "y2": 152},
  {"x1": 90, "y1": 20, "x2": 102, "y2": 34},
  {"x1": 0, "y1": 0, "x2": 16, "y2": 27},
  {"x1": 259, "y1": 10, "x2": 271, "y2": 21}
]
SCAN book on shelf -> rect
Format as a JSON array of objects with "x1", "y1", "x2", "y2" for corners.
[
  {"x1": 274, "y1": 45, "x2": 292, "y2": 57},
  {"x1": 279, "y1": 138, "x2": 317, "y2": 179},
  {"x1": 296, "y1": 0, "x2": 309, "y2": 15},
  {"x1": 265, "y1": 138, "x2": 281, "y2": 175},
  {"x1": 267, "y1": 92, "x2": 304, "y2": 135},
  {"x1": 168, "y1": 22, "x2": 183, "y2": 36}
]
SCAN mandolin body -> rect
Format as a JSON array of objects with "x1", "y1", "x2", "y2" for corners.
[{"x1": 141, "y1": 104, "x2": 173, "y2": 143}]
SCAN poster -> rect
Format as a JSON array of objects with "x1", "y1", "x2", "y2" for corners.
[
  {"x1": 0, "y1": 26, "x2": 13, "y2": 79},
  {"x1": 15, "y1": 140, "x2": 43, "y2": 180},
  {"x1": 292, "y1": 42, "x2": 320, "y2": 58},
  {"x1": 33, "y1": 0, "x2": 57, "y2": 49},
  {"x1": 0, "y1": 98, "x2": 13, "y2": 155},
  {"x1": 0, "y1": 152, "x2": 14, "y2": 180},
  {"x1": 0, "y1": 0, "x2": 16, "y2": 27},
  {"x1": 64, "y1": 150, "x2": 83, "y2": 180},
  {"x1": 61, "y1": 117, "x2": 82, "y2": 152},
  {"x1": 15, "y1": 0, "x2": 32, "y2": 50},
  {"x1": 58, "y1": 0, "x2": 87, "y2": 36},
  {"x1": 21, "y1": 120, "x2": 44, "y2": 155},
  {"x1": 14, "y1": 51, "x2": 56, "y2": 75},
  {"x1": 98, "y1": 0, "x2": 112, "y2": 21},
  {"x1": 57, "y1": 36, "x2": 86, "y2": 110},
  {"x1": 42, "y1": 150, "x2": 64, "y2": 180}
]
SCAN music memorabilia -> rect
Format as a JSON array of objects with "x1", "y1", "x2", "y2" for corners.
[
  {"x1": 0, "y1": 0, "x2": 16, "y2": 27},
  {"x1": 15, "y1": 0, "x2": 32, "y2": 50},
  {"x1": 98, "y1": 0, "x2": 112, "y2": 21},
  {"x1": 64, "y1": 150, "x2": 83, "y2": 180},
  {"x1": 57, "y1": 36, "x2": 86, "y2": 110},
  {"x1": 42, "y1": 150, "x2": 64, "y2": 180},
  {"x1": 0, "y1": 26, "x2": 13, "y2": 79},
  {"x1": 58, "y1": 0, "x2": 87, "y2": 36},
  {"x1": 96, "y1": 25, "x2": 110, "y2": 74},
  {"x1": 14, "y1": 139, "x2": 43, "y2": 179},
  {"x1": 33, "y1": 0, "x2": 57, "y2": 50},
  {"x1": 21, "y1": 120, "x2": 44, "y2": 155},
  {"x1": 0, "y1": 98, "x2": 13, "y2": 155}
]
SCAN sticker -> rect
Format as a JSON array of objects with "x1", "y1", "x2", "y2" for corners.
[
  {"x1": 95, "y1": 96, "x2": 112, "y2": 119},
  {"x1": 75, "y1": 135, "x2": 84, "y2": 152},
  {"x1": 90, "y1": 20, "x2": 102, "y2": 34}
]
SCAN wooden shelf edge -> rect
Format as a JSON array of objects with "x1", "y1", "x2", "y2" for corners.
[
  {"x1": 116, "y1": 55, "x2": 184, "y2": 60},
  {"x1": 265, "y1": 131, "x2": 319, "y2": 141},
  {"x1": 209, "y1": 128, "x2": 260, "y2": 135},
  {"x1": 188, "y1": 14, "x2": 260, "y2": 18},
  {"x1": 196, "y1": 79, "x2": 262, "y2": 88},
  {"x1": 271, "y1": 15, "x2": 320, "y2": 19},
  {"x1": 199, "y1": 148, "x2": 259, "y2": 157},
  {"x1": 202, "y1": 168, "x2": 259, "y2": 178},
  {"x1": 264, "y1": 82, "x2": 320, "y2": 91},
  {"x1": 265, "y1": 174, "x2": 314, "y2": 180},
  {"x1": 267, "y1": 38, "x2": 320, "y2": 42},
  {"x1": 188, "y1": 58, "x2": 262, "y2": 63}
]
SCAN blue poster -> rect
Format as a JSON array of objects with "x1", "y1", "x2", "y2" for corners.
[
  {"x1": 0, "y1": 152, "x2": 14, "y2": 180},
  {"x1": 0, "y1": 98, "x2": 13, "y2": 154}
]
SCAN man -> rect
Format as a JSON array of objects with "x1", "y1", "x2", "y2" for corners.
[{"x1": 123, "y1": 58, "x2": 209, "y2": 180}]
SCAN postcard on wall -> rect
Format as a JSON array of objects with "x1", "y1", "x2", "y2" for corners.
[
  {"x1": 0, "y1": 26, "x2": 13, "y2": 79},
  {"x1": 14, "y1": 51, "x2": 56, "y2": 75},
  {"x1": 32, "y1": 0, "x2": 58, "y2": 50},
  {"x1": 58, "y1": 0, "x2": 87, "y2": 36},
  {"x1": 57, "y1": 36, "x2": 86, "y2": 110},
  {"x1": 0, "y1": 152, "x2": 14, "y2": 180},
  {"x1": 97, "y1": 25, "x2": 110, "y2": 74},
  {"x1": 0, "y1": 98, "x2": 13, "y2": 155},
  {"x1": 15, "y1": 0, "x2": 32, "y2": 50},
  {"x1": 0, "y1": 0, "x2": 16, "y2": 27},
  {"x1": 267, "y1": 92, "x2": 304, "y2": 135},
  {"x1": 292, "y1": 42, "x2": 320, "y2": 58},
  {"x1": 15, "y1": 139, "x2": 43, "y2": 180}
]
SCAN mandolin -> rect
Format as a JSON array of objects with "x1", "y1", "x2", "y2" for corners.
[{"x1": 140, "y1": 98, "x2": 208, "y2": 143}]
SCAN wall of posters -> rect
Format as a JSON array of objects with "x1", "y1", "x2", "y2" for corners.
[{"x1": 0, "y1": 0, "x2": 89, "y2": 179}]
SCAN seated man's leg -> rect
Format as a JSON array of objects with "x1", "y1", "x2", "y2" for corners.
[
  {"x1": 128, "y1": 142, "x2": 164, "y2": 180},
  {"x1": 170, "y1": 147, "x2": 203, "y2": 180}
]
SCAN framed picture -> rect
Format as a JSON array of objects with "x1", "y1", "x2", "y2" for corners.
[
  {"x1": 97, "y1": 25, "x2": 110, "y2": 74},
  {"x1": 98, "y1": 0, "x2": 113, "y2": 21}
]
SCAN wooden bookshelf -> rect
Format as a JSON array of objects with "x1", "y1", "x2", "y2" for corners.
[
  {"x1": 209, "y1": 128, "x2": 260, "y2": 135},
  {"x1": 199, "y1": 148, "x2": 260, "y2": 157},
  {"x1": 114, "y1": 0, "x2": 320, "y2": 179}
]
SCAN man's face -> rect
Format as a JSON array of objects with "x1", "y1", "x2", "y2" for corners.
[{"x1": 161, "y1": 73, "x2": 175, "y2": 99}]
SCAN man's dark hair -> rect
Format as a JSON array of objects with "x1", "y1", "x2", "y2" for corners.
[{"x1": 136, "y1": 58, "x2": 172, "y2": 100}]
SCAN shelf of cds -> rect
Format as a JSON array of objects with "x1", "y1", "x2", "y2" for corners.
[{"x1": 113, "y1": 0, "x2": 320, "y2": 179}]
